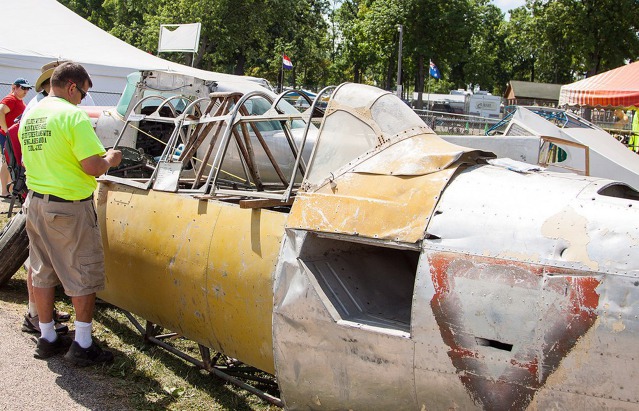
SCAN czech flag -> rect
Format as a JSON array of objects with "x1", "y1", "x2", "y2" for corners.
[
  {"x1": 429, "y1": 60, "x2": 441, "y2": 79},
  {"x1": 282, "y1": 54, "x2": 293, "y2": 70}
]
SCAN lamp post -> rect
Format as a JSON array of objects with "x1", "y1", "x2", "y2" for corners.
[{"x1": 396, "y1": 24, "x2": 403, "y2": 99}]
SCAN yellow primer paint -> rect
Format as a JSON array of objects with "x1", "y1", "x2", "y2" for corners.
[
  {"x1": 541, "y1": 206, "x2": 599, "y2": 271},
  {"x1": 288, "y1": 134, "x2": 481, "y2": 243},
  {"x1": 352, "y1": 133, "x2": 478, "y2": 176},
  {"x1": 288, "y1": 167, "x2": 458, "y2": 243},
  {"x1": 96, "y1": 183, "x2": 286, "y2": 373}
]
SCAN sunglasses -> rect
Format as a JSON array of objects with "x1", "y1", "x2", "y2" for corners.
[
  {"x1": 68, "y1": 81, "x2": 87, "y2": 101},
  {"x1": 19, "y1": 86, "x2": 30, "y2": 91}
]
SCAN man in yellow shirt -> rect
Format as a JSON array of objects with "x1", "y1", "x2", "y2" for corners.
[
  {"x1": 631, "y1": 109, "x2": 639, "y2": 153},
  {"x1": 19, "y1": 62, "x2": 122, "y2": 365}
]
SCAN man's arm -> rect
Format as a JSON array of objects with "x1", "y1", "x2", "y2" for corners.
[
  {"x1": 80, "y1": 149, "x2": 122, "y2": 177},
  {"x1": 0, "y1": 104, "x2": 10, "y2": 134}
]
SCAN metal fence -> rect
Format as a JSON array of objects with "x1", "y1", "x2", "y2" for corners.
[
  {"x1": 415, "y1": 107, "x2": 637, "y2": 138},
  {"x1": 414, "y1": 109, "x2": 501, "y2": 135},
  {"x1": 0, "y1": 83, "x2": 121, "y2": 107}
]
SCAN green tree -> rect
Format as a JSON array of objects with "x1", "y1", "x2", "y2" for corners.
[
  {"x1": 532, "y1": 0, "x2": 639, "y2": 77},
  {"x1": 505, "y1": 0, "x2": 639, "y2": 85},
  {"x1": 102, "y1": 0, "x2": 155, "y2": 49},
  {"x1": 504, "y1": 5, "x2": 538, "y2": 82},
  {"x1": 58, "y1": 0, "x2": 113, "y2": 29},
  {"x1": 139, "y1": 0, "x2": 282, "y2": 73},
  {"x1": 404, "y1": 0, "x2": 476, "y2": 108},
  {"x1": 264, "y1": 0, "x2": 332, "y2": 90},
  {"x1": 56, "y1": 0, "x2": 639, "y2": 95},
  {"x1": 463, "y1": 2, "x2": 509, "y2": 94},
  {"x1": 331, "y1": 0, "x2": 371, "y2": 84}
]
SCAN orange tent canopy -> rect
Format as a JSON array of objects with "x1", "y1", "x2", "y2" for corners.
[{"x1": 559, "y1": 61, "x2": 639, "y2": 109}]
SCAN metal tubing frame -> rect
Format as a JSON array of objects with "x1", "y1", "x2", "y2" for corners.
[
  {"x1": 189, "y1": 96, "x2": 237, "y2": 190},
  {"x1": 282, "y1": 86, "x2": 335, "y2": 201},
  {"x1": 121, "y1": 310, "x2": 283, "y2": 407},
  {"x1": 207, "y1": 87, "x2": 330, "y2": 200},
  {"x1": 238, "y1": 117, "x2": 264, "y2": 190},
  {"x1": 205, "y1": 90, "x2": 283, "y2": 195},
  {"x1": 112, "y1": 85, "x2": 329, "y2": 202}
]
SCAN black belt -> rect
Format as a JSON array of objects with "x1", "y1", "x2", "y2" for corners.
[{"x1": 31, "y1": 191, "x2": 93, "y2": 203}]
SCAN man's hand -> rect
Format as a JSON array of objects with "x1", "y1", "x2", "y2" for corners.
[
  {"x1": 81, "y1": 149, "x2": 123, "y2": 177},
  {"x1": 104, "y1": 149, "x2": 122, "y2": 168}
]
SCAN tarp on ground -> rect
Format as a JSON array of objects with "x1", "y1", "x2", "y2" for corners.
[
  {"x1": 559, "y1": 61, "x2": 639, "y2": 109},
  {"x1": 0, "y1": 0, "x2": 268, "y2": 103}
]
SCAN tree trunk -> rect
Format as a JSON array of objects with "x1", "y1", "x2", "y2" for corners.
[
  {"x1": 586, "y1": 52, "x2": 602, "y2": 77},
  {"x1": 414, "y1": 55, "x2": 425, "y2": 110},
  {"x1": 194, "y1": 37, "x2": 216, "y2": 69},
  {"x1": 233, "y1": 53, "x2": 246, "y2": 76},
  {"x1": 529, "y1": 57, "x2": 535, "y2": 82},
  {"x1": 386, "y1": 54, "x2": 394, "y2": 92}
]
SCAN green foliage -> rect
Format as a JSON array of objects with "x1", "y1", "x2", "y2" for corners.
[
  {"x1": 60, "y1": 0, "x2": 639, "y2": 96},
  {"x1": 464, "y1": 2, "x2": 510, "y2": 94}
]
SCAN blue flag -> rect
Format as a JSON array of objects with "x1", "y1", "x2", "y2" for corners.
[{"x1": 429, "y1": 60, "x2": 441, "y2": 79}]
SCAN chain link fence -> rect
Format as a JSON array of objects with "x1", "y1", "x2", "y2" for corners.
[
  {"x1": 413, "y1": 109, "x2": 501, "y2": 135},
  {"x1": 563, "y1": 106, "x2": 637, "y2": 148},
  {"x1": 415, "y1": 107, "x2": 637, "y2": 141}
]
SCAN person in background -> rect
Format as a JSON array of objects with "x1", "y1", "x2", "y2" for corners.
[
  {"x1": 5, "y1": 115, "x2": 70, "y2": 336},
  {"x1": 0, "y1": 78, "x2": 32, "y2": 197},
  {"x1": 24, "y1": 61, "x2": 66, "y2": 116},
  {"x1": 613, "y1": 108, "x2": 629, "y2": 130},
  {"x1": 631, "y1": 110, "x2": 639, "y2": 153},
  {"x1": 25, "y1": 60, "x2": 96, "y2": 117},
  {"x1": 19, "y1": 62, "x2": 122, "y2": 365}
]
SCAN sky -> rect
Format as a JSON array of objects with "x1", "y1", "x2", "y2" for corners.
[{"x1": 492, "y1": 0, "x2": 527, "y2": 15}]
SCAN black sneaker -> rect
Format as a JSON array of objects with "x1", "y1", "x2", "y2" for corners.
[
  {"x1": 54, "y1": 309, "x2": 71, "y2": 322},
  {"x1": 22, "y1": 313, "x2": 69, "y2": 335},
  {"x1": 64, "y1": 340, "x2": 114, "y2": 367},
  {"x1": 34, "y1": 335, "x2": 73, "y2": 359}
]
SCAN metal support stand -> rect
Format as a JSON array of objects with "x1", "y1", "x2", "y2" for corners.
[{"x1": 122, "y1": 310, "x2": 283, "y2": 407}]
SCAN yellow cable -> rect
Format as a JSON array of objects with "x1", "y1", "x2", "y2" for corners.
[{"x1": 107, "y1": 111, "x2": 253, "y2": 184}]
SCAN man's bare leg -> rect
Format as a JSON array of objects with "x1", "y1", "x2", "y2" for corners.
[
  {"x1": 33, "y1": 286, "x2": 56, "y2": 341},
  {"x1": 33, "y1": 286, "x2": 55, "y2": 323},
  {"x1": 71, "y1": 293, "x2": 96, "y2": 348},
  {"x1": 0, "y1": 161, "x2": 10, "y2": 196},
  {"x1": 71, "y1": 293, "x2": 95, "y2": 323},
  {"x1": 26, "y1": 267, "x2": 36, "y2": 314}
]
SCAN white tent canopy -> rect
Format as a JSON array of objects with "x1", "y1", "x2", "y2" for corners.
[{"x1": 0, "y1": 0, "x2": 266, "y2": 103}]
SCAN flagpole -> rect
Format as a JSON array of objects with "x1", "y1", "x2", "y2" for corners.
[
  {"x1": 427, "y1": 58, "x2": 431, "y2": 110},
  {"x1": 280, "y1": 54, "x2": 284, "y2": 93},
  {"x1": 396, "y1": 24, "x2": 403, "y2": 98}
]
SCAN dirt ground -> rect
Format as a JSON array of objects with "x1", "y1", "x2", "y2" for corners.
[{"x1": 0, "y1": 198, "x2": 131, "y2": 411}]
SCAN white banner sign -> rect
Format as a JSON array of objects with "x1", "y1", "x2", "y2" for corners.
[{"x1": 158, "y1": 23, "x2": 201, "y2": 53}]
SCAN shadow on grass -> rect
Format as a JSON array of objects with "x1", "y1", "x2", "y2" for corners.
[
  {"x1": 93, "y1": 306, "x2": 276, "y2": 410},
  {"x1": 0, "y1": 274, "x2": 29, "y2": 304},
  {"x1": 1, "y1": 276, "x2": 275, "y2": 410},
  {"x1": 0, "y1": 275, "x2": 71, "y2": 308}
]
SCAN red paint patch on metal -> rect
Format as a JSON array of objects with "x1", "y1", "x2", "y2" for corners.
[
  {"x1": 510, "y1": 357, "x2": 539, "y2": 377},
  {"x1": 428, "y1": 252, "x2": 600, "y2": 410}
]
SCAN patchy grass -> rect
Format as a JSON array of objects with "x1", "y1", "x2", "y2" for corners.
[{"x1": 0, "y1": 212, "x2": 280, "y2": 411}]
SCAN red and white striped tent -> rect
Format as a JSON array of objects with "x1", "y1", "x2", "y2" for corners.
[{"x1": 559, "y1": 61, "x2": 639, "y2": 109}]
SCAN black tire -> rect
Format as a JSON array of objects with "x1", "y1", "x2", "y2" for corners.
[{"x1": 0, "y1": 210, "x2": 29, "y2": 287}]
